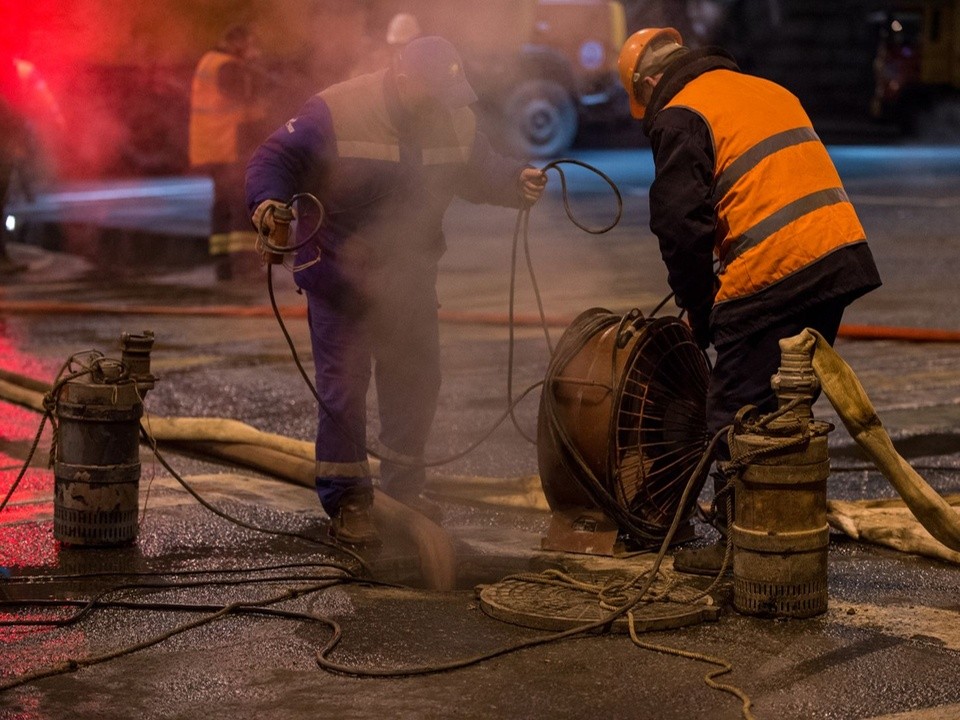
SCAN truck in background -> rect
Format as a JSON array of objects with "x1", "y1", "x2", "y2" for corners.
[
  {"x1": 869, "y1": 0, "x2": 960, "y2": 137},
  {"x1": 5, "y1": 0, "x2": 368, "y2": 179},
  {"x1": 8, "y1": 0, "x2": 629, "y2": 178},
  {"x1": 370, "y1": 0, "x2": 630, "y2": 158}
]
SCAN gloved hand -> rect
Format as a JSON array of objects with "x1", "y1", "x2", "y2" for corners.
[
  {"x1": 252, "y1": 199, "x2": 294, "y2": 264},
  {"x1": 251, "y1": 199, "x2": 290, "y2": 236},
  {"x1": 519, "y1": 168, "x2": 548, "y2": 206}
]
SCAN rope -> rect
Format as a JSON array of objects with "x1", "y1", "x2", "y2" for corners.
[{"x1": 313, "y1": 425, "x2": 755, "y2": 716}]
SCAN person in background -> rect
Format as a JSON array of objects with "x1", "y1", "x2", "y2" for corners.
[
  {"x1": 246, "y1": 36, "x2": 547, "y2": 545},
  {"x1": 617, "y1": 27, "x2": 882, "y2": 573},
  {"x1": 350, "y1": 12, "x2": 422, "y2": 77},
  {"x1": 0, "y1": 52, "x2": 64, "y2": 276},
  {"x1": 189, "y1": 24, "x2": 268, "y2": 281}
]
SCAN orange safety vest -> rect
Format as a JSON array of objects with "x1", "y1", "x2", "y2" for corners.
[
  {"x1": 665, "y1": 69, "x2": 867, "y2": 306},
  {"x1": 189, "y1": 50, "x2": 262, "y2": 166}
]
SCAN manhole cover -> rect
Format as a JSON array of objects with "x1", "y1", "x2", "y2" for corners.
[{"x1": 478, "y1": 570, "x2": 721, "y2": 633}]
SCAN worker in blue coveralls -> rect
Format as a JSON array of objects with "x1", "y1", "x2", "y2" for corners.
[{"x1": 246, "y1": 36, "x2": 547, "y2": 544}]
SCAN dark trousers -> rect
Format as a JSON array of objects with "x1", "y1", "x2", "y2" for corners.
[
  {"x1": 706, "y1": 300, "x2": 846, "y2": 446},
  {"x1": 206, "y1": 163, "x2": 250, "y2": 237},
  {"x1": 305, "y1": 266, "x2": 442, "y2": 516}
]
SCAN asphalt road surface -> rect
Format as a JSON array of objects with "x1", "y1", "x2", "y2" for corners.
[{"x1": 1, "y1": 144, "x2": 960, "y2": 720}]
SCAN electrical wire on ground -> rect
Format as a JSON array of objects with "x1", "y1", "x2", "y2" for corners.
[
  {"x1": 312, "y1": 425, "x2": 757, "y2": 720},
  {"x1": 1, "y1": 160, "x2": 761, "y2": 717},
  {"x1": 0, "y1": 353, "x2": 371, "y2": 572},
  {"x1": 0, "y1": 350, "x2": 109, "y2": 516},
  {"x1": 1, "y1": 426, "x2": 754, "y2": 718},
  {"x1": 0, "y1": 572, "x2": 361, "y2": 692}
]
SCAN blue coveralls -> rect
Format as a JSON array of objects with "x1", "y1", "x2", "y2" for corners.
[{"x1": 246, "y1": 69, "x2": 524, "y2": 516}]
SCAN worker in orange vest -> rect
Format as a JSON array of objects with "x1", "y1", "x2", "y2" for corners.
[
  {"x1": 189, "y1": 24, "x2": 268, "y2": 281},
  {"x1": 618, "y1": 28, "x2": 882, "y2": 574}
]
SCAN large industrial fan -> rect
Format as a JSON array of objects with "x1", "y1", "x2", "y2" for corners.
[{"x1": 537, "y1": 307, "x2": 710, "y2": 552}]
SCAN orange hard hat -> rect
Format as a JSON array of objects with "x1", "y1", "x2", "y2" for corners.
[{"x1": 618, "y1": 27, "x2": 683, "y2": 119}]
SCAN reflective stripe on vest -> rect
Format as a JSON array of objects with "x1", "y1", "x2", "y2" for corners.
[
  {"x1": 665, "y1": 70, "x2": 866, "y2": 304},
  {"x1": 320, "y1": 70, "x2": 475, "y2": 166},
  {"x1": 722, "y1": 186, "x2": 850, "y2": 267},
  {"x1": 316, "y1": 459, "x2": 371, "y2": 478}
]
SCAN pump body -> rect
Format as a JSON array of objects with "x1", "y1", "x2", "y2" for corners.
[
  {"x1": 52, "y1": 332, "x2": 155, "y2": 546},
  {"x1": 729, "y1": 340, "x2": 832, "y2": 618}
]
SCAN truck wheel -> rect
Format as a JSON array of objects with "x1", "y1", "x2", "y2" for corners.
[{"x1": 503, "y1": 79, "x2": 578, "y2": 159}]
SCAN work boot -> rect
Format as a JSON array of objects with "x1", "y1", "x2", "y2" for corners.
[
  {"x1": 329, "y1": 487, "x2": 379, "y2": 545},
  {"x1": 672, "y1": 539, "x2": 732, "y2": 576},
  {"x1": 675, "y1": 469, "x2": 735, "y2": 575}
]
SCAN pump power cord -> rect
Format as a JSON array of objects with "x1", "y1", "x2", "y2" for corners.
[{"x1": 0, "y1": 351, "x2": 108, "y2": 516}]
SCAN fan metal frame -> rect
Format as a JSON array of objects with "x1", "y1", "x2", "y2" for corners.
[{"x1": 538, "y1": 308, "x2": 710, "y2": 546}]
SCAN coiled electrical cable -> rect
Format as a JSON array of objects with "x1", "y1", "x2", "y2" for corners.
[{"x1": 265, "y1": 158, "x2": 623, "y2": 467}]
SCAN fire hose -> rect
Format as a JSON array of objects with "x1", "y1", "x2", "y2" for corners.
[
  {"x1": 0, "y1": 303, "x2": 955, "y2": 343},
  {"x1": 0, "y1": 366, "x2": 458, "y2": 589},
  {"x1": 784, "y1": 328, "x2": 960, "y2": 551}
]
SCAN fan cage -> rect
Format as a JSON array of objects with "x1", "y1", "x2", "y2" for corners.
[
  {"x1": 609, "y1": 317, "x2": 710, "y2": 537},
  {"x1": 539, "y1": 309, "x2": 710, "y2": 545}
]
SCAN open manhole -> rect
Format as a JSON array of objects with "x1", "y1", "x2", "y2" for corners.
[{"x1": 478, "y1": 567, "x2": 721, "y2": 633}]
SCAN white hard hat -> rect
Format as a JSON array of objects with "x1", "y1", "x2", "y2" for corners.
[{"x1": 386, "y1": 13, "x2": 421, "y2": 47}]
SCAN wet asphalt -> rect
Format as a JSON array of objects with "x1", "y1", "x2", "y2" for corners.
[{"x1": 1, "y1": 147, "x2": 960, "y2": 719}]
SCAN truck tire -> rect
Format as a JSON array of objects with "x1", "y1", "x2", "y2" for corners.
[{"x1": 503, "y1": 79, "x2": 578, "y2": 159}]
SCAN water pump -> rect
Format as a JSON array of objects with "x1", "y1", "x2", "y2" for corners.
[
  {"x1": 728, "y1": 338, "x2": 831, "y2": 618},
  {"x1": 52, "y1": 331, "x2": 156, "y2": 546}
]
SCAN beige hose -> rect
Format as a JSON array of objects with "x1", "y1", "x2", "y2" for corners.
[
  {"x1": 782, "y1": 329, "x2": 960, "y2": 552},
  {"x1": 0, "y1": 369, "x2": 455, "y2": 590}
]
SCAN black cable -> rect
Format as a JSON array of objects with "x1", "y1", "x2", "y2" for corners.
[
  {"x1": 648, "y1": 291, "x2": 676, "y2": 318},
  {"x1": 505, "y1": 207, "x2": 541, "y2": 445},
  {"x1": 266, "y1": 266, "x2": 544, "y2": 468},
  {"x1": 0, "y1": 573, "x2": 356, "y2": 628},
  {"x1": 539, "y1": 158, "x2": 623, "y2": 234},
  {"x1": 140, "y1": 426, "x2": 370, "y2": 573},
  {"x1": 0, "y1": 353, "x2": 108, "y2": 516},
  {"x1": 0, "y1": 353, "x2": 371, "y2": 573},
  {"x1": 0, "y1": 579, "x2": 346, "y2": 692},
  {"x1": 256, "y1": 193, "x2": 326, "y2": 255},
  {"x1": 314, "y1": 426, "x2": 728, "y2": 678},
  {"x1": 1, "y1": 561, "x2": 358, "y2": 585},
  {"x1": 267, "y1": 157, "x2": 625, "y2": 468}
]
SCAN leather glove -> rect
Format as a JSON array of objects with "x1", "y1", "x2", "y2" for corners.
[{"x1": 251, "y1": 199, "x2": 290, "y2": 236}]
